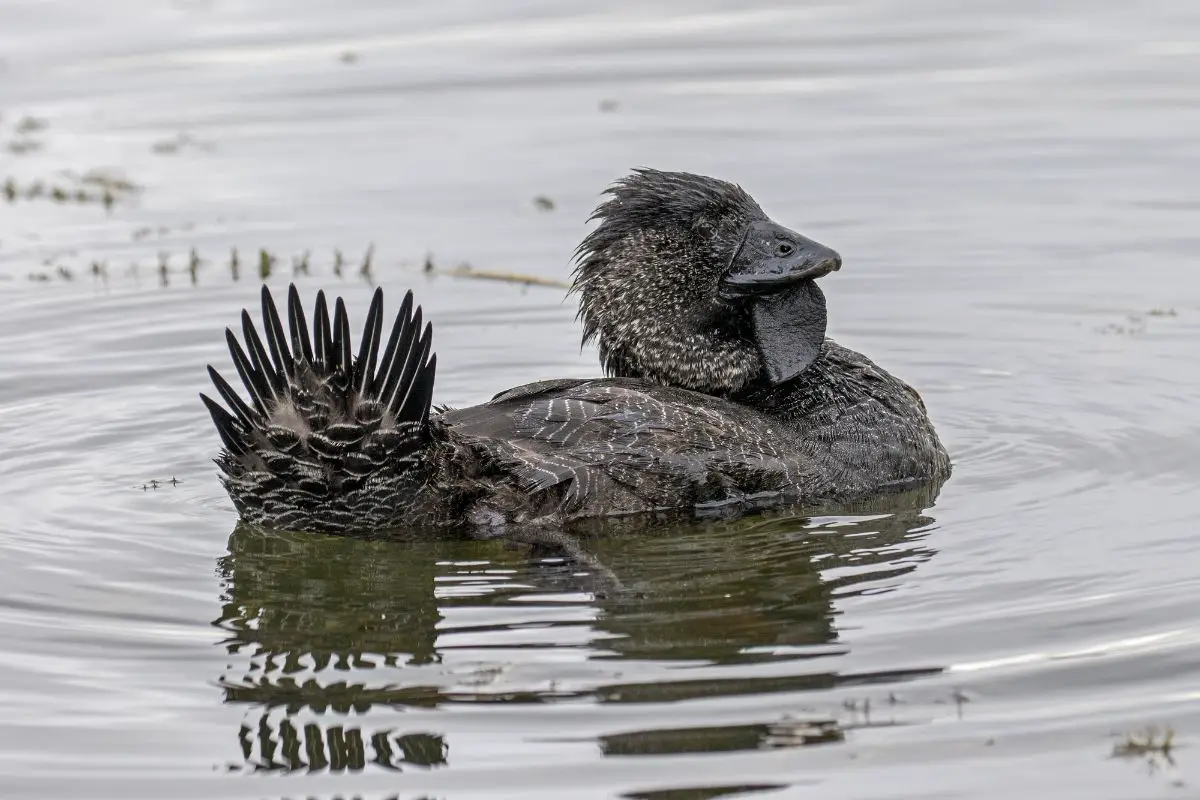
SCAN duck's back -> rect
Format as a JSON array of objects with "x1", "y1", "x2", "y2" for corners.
[
  {"x1": 746, "y1": 340, "x2": 953, "y2": 496},
  {"x1": 433, "y1": 377, "x2": 820, "y2": 527},
  {"x1": 434, "y1": 341, "x2": 952, "y2": 529}
]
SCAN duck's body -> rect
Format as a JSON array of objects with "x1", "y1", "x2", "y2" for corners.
[
  {"x1": 207, "y1": 290, "x2": 948, "y2": 536},
  {"x1": 203, "y1": 170, "x2": 950, "y2": 536}
]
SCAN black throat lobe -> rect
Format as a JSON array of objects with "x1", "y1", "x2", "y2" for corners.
[{"x1": 749, "y1": 279, "x2": 828, "y2": 388}]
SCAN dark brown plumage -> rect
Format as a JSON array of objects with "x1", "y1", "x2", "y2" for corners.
[{"x1": 202, "y1": 170, "x2": 950, "y2": 536}]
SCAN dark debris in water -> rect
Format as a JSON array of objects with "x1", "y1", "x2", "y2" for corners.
[
  {"x1": 623, "y1": 785, "x2": 790, "y2": 800},
  {"x1": 598, "y1": 688, "x2": 975, "y2": 760},
  {"x1": 2, "y1": 115, "x2": 48, "y2": 155},
  {"x1": 7, "y1": 138, "x2": 43, "y2": 155},
  {"x1": 421, "y1": 251, "x2": 568, "y2": 288},
  {"x1": 1098, "y1": 307, "x2": 1180, "y2": 336},
  {"x1": 139, "y1": 477, "x2": 182, "y2": 491},
  {"x1": 76, "y1": 169, "x2": 140, "y2": 195},
  {"x1": 1112, "y1": 725, "x2": 1175, "y2": 761},
  {"x1": 132, "y1": 223, "x2": 195, "y2": 241},
  {"x1": 761, "y1": 715, "x2": 845, "y2": 748},
  {"x1": 151, "y1": 132, "x2": 215, "y2": 155},
  {"x1": 15, "y1": 115, "x2": 48, "y2": 134},
  {"x1": 1110, "y1": 725, "x2": 1185, "y2": 786}
]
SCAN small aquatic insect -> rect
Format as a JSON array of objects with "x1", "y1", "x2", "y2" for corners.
[{"x1": 201, "y1": 169, "x2": 950, "y2": 537}]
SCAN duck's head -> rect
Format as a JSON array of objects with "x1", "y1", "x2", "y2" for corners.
[{"x1": 572, "y1": 168, "x2": 841, "y2": 396}]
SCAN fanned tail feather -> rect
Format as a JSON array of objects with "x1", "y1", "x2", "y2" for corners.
[{"x1": 201, "y1": 283, "x2": 438, "y2": 533}]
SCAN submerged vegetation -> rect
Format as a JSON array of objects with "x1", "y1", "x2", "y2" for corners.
[
  {"x1": 150, "y1": 132, "x2": 215, "y2": 155},
  {"x1": 1112, "y1": 725, "x2": 1176, "y2": 763},
  {"x1": 2, "y1": 113, "x2": 142, "y2": 209},
  {"x1": 14, "y1": 244, "x2": 569, "y2": 290},
  {"x1": 2, "y1": 169, "x2": 141, "y2": 210},
  {"x1": 1097, "y1": 307, "x2": 1180, "y2": 336},
  {"x1": 1110, "y1": 725, "x2": 1185, "y2": 787},
  {"x1": 6, "y1": 115, "x2": 48, "y2": 155},
  {"x1": 1, "y1": 108, "x2": 567, "y2": 291}
]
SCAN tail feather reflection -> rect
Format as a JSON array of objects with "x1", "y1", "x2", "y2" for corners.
[
  {"x1": 214, "y1": 487, "x2": 945, "y2": 772},
  {"x1": 234, "y1": 715, "x2": 447, "y2": 774}
]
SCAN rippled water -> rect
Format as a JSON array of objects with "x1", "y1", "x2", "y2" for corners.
[{"x1": 3, "y1": 1, "x2": 1200, "y2": 798}]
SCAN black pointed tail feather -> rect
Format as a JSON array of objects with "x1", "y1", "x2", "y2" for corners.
[{"x1": 201, "y1": 283, "x2": 439, "y2": 533}]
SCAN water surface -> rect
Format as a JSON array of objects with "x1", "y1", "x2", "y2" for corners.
[{"x1": 2, "y1": 1, "x2": 1199, "y2": 798}]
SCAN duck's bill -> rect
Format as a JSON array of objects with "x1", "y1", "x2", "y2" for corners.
[{"x1": 719, "y1": 220, "x2": 842, "y2": 299}]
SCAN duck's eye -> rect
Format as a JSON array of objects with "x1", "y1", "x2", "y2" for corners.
[{"x1": 776, "y1": 242, "x2": 795, "y2": 257}]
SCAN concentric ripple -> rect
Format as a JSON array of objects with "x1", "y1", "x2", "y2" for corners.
[{"x1": 2, "y1": 0, "x2": 1200, "y2": 798}]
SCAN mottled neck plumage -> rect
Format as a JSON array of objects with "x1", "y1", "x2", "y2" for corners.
[{"x1": 573, "y1": 170, "x2": 768, "y2": 396}]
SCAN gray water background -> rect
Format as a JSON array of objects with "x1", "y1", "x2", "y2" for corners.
[{"x1": 1, "y1": 1, "x2": 1199, "y2": 798}]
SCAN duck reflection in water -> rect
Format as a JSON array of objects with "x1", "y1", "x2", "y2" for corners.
[{"x1": 212, "y1": 484, "x2": 945, "y2": 774}]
